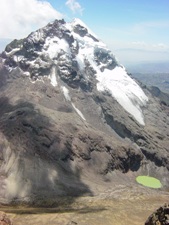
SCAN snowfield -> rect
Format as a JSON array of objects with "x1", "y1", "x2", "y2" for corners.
[{"x1": 96, "y1": 66, "x2": 148, "y2": 125}]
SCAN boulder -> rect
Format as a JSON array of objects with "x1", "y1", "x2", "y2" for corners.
[
  {"x1": 145, "y1": 204, "x2": 169, "y2": 225},
  {"x1": 0, "y1": 212, "x2": 13, "y2": 225}
]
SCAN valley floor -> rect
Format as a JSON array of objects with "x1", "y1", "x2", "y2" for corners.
[{"x1": 1, "y1": 186, "x2": 169, "y2": 225}]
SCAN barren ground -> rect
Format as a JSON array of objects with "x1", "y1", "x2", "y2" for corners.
[{"x1": 1, "y1": 185, "x2": 169, "y2": 225}]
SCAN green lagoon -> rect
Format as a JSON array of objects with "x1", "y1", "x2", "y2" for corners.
[{"x1": 136, "y1": 176, "x2": 162, "y2": 189}]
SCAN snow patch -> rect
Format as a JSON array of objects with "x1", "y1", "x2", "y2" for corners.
[
  {"x1": 61, "y1": 86, "x2": 86, "y2": 120},
  {"x1": 72, "y1": 103, "x2": 86, "y2": 121},
  {"x1": 97, "y1": 66, "x2": 148, "y2": 125},
  {"x1": 49, "y1": 67, "x2": 57, "y2": 87},
  {"x1": 43, "y1": 37, "x2": 60, "y2": 59},
  {"x1": 13, "y1": 55, "x2": 24, "y2": 62},
  {"x1": 5, "y1": 48, "x2": 20, "y2": 56},
  {"x1": 58, "y1": 38, "x2": 71, "y2": 55},
  {"x1": 43, "y1": 37, "x2": 70, "y2": 59},
  {"x1": 61, "y1": 86, "x2": 71, "y2": 101},
  {"x1": 23, "y1": 71, "x2": 30, "y2": 76},
  {"x1": 76, "y1": 51, "x2": 85, "y2": 70}
]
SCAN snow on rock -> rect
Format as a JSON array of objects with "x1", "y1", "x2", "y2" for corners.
[
  {"x1": 72, "y1": 103, "x2": 86, "y2": 121},
  {"x1": 43, "y1": 37, "x2": 60, "y2": 59},
  {"x1": 62, "y1": 86, "x2": 71, "y2": 101},
  {"x1": 28, "y1": 29, "x2": 45, "y2": 44},
  {"x1": 97, "y1": 66, "x2": 148, "y2": 125},
  {"x1": 76, "y1": 52, "x2": 85, "y2": 70},
  {"x1": 23, "y1": 71, "x2": 30, "y2": 76},
  {"x1": 61, "y1": 86, "x2": 86, "y2": 120},
  {"x1": 5, "y1": 48, "x2": 21, "y2": 56},
  {"x1": 65, "y1": 19, "x2": 105, "y2": 49},
  {"x1": 43, "y1": 37, "x2": 70, "y2": 59},
  {"x1": 72, "y1": 18, "x2": 90, "y2": 30},
  {"x1": 13, "y1": 55, "x2": 24, "y2": 63},
  {"x1": 71, "y1": 18, "x2": 99, "y2": 40},
  {"x1": 49, "y1": 67, "x2": 57, "y2": 87}
]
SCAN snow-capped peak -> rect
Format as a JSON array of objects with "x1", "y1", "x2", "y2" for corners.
[
  {"x1": 71, "y1": 18, "x2": 99, "y2": 40},
  {"x1": 72, "y1": 18, "x2": 89, "y2": 29},
  {"x1": 2, "y1": 18, "x2": 148, "y2": 125}
]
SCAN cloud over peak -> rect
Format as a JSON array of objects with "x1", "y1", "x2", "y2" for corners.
[
  {"x1": 65, "y1": 0, "x2": 83, "y2": 15},
  {"x1": 0, "y1": 0, "x2": 63, "y2": 39}
]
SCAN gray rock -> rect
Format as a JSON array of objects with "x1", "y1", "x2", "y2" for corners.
[{"x1": 145, "y1": 204, "x2": 169, "y2": 225}]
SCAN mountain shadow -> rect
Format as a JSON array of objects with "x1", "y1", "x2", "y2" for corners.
[{"x1": 0, "y1": 96, "x2": 93, "y2": 207}]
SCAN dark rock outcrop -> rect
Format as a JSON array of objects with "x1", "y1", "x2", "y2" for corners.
[
  {"x1": 148, "y1": 86, "x2": 169, "y2": 106},
  {"x1": 145, "y1": 204, "x2": 169, "y2": 225}
]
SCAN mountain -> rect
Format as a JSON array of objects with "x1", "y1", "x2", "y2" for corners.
[
  {"x1": 131, "y1": 72, "x2": 169, "y2": 94},
  {"x1": 0, "y1": 18, "x2": 169, "y2": 206},
  {"x1": 126, "y1": 61, "x2": 169, "y2": 73}
]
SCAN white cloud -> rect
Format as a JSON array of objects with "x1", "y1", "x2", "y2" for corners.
[
  {"x1": 131, "y1": 41, "x2": 169, "y2": 51},
  {"x1": 141, "y1": 21, "x2": 169, "y2": 29},
  {"x1": 153, "y1": 43, "x2": 168, "y2": 49},
  {"x1": 132, "y1": 41, "x2": 147, "y2": 47},
  {"x1": 107, "y1": 40, "x2": 169, "y2": 64},
  {"x1": 0, "y1": 0, "x2": 63, "y2": 39},
  {"x1": 131, "y1": 21, "x2": 169, "y2": 35},
  {"x1": 113, "y1": 48, "x2": 169, "y2": 65},
  {"x1": 65, "y1": 0, "x2": 83, "y2": 15}
]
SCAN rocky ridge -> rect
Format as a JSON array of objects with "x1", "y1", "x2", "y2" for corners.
[{"x1": 0, "y1": 18, "x2": 169, "y2": 205}]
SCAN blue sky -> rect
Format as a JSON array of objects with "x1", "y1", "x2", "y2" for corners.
[{"x1": 0, "y1": 0, "x2": 169, "y2": 64}]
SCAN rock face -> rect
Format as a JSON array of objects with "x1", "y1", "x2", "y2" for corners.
[
  {"x1": 0, "y1": 18, "x2": 169, "y2": 205},
  {"x1": 148, "y1": 86, "x2": 169, "y2": 106},
  {"x1": 0, "y1": 212, "x2": 13, "y2": 225},
  {"x1": 145, "y1": 204, "x2": 169, "y2": 225}
]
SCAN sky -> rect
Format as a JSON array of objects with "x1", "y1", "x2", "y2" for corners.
[{"x1": 0, "y1": 0, "x2": 169, "y2": 65}]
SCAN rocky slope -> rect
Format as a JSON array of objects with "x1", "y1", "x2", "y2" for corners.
[{"x1": 0, "y1": 18, "x2": 169, "y2": 205}]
